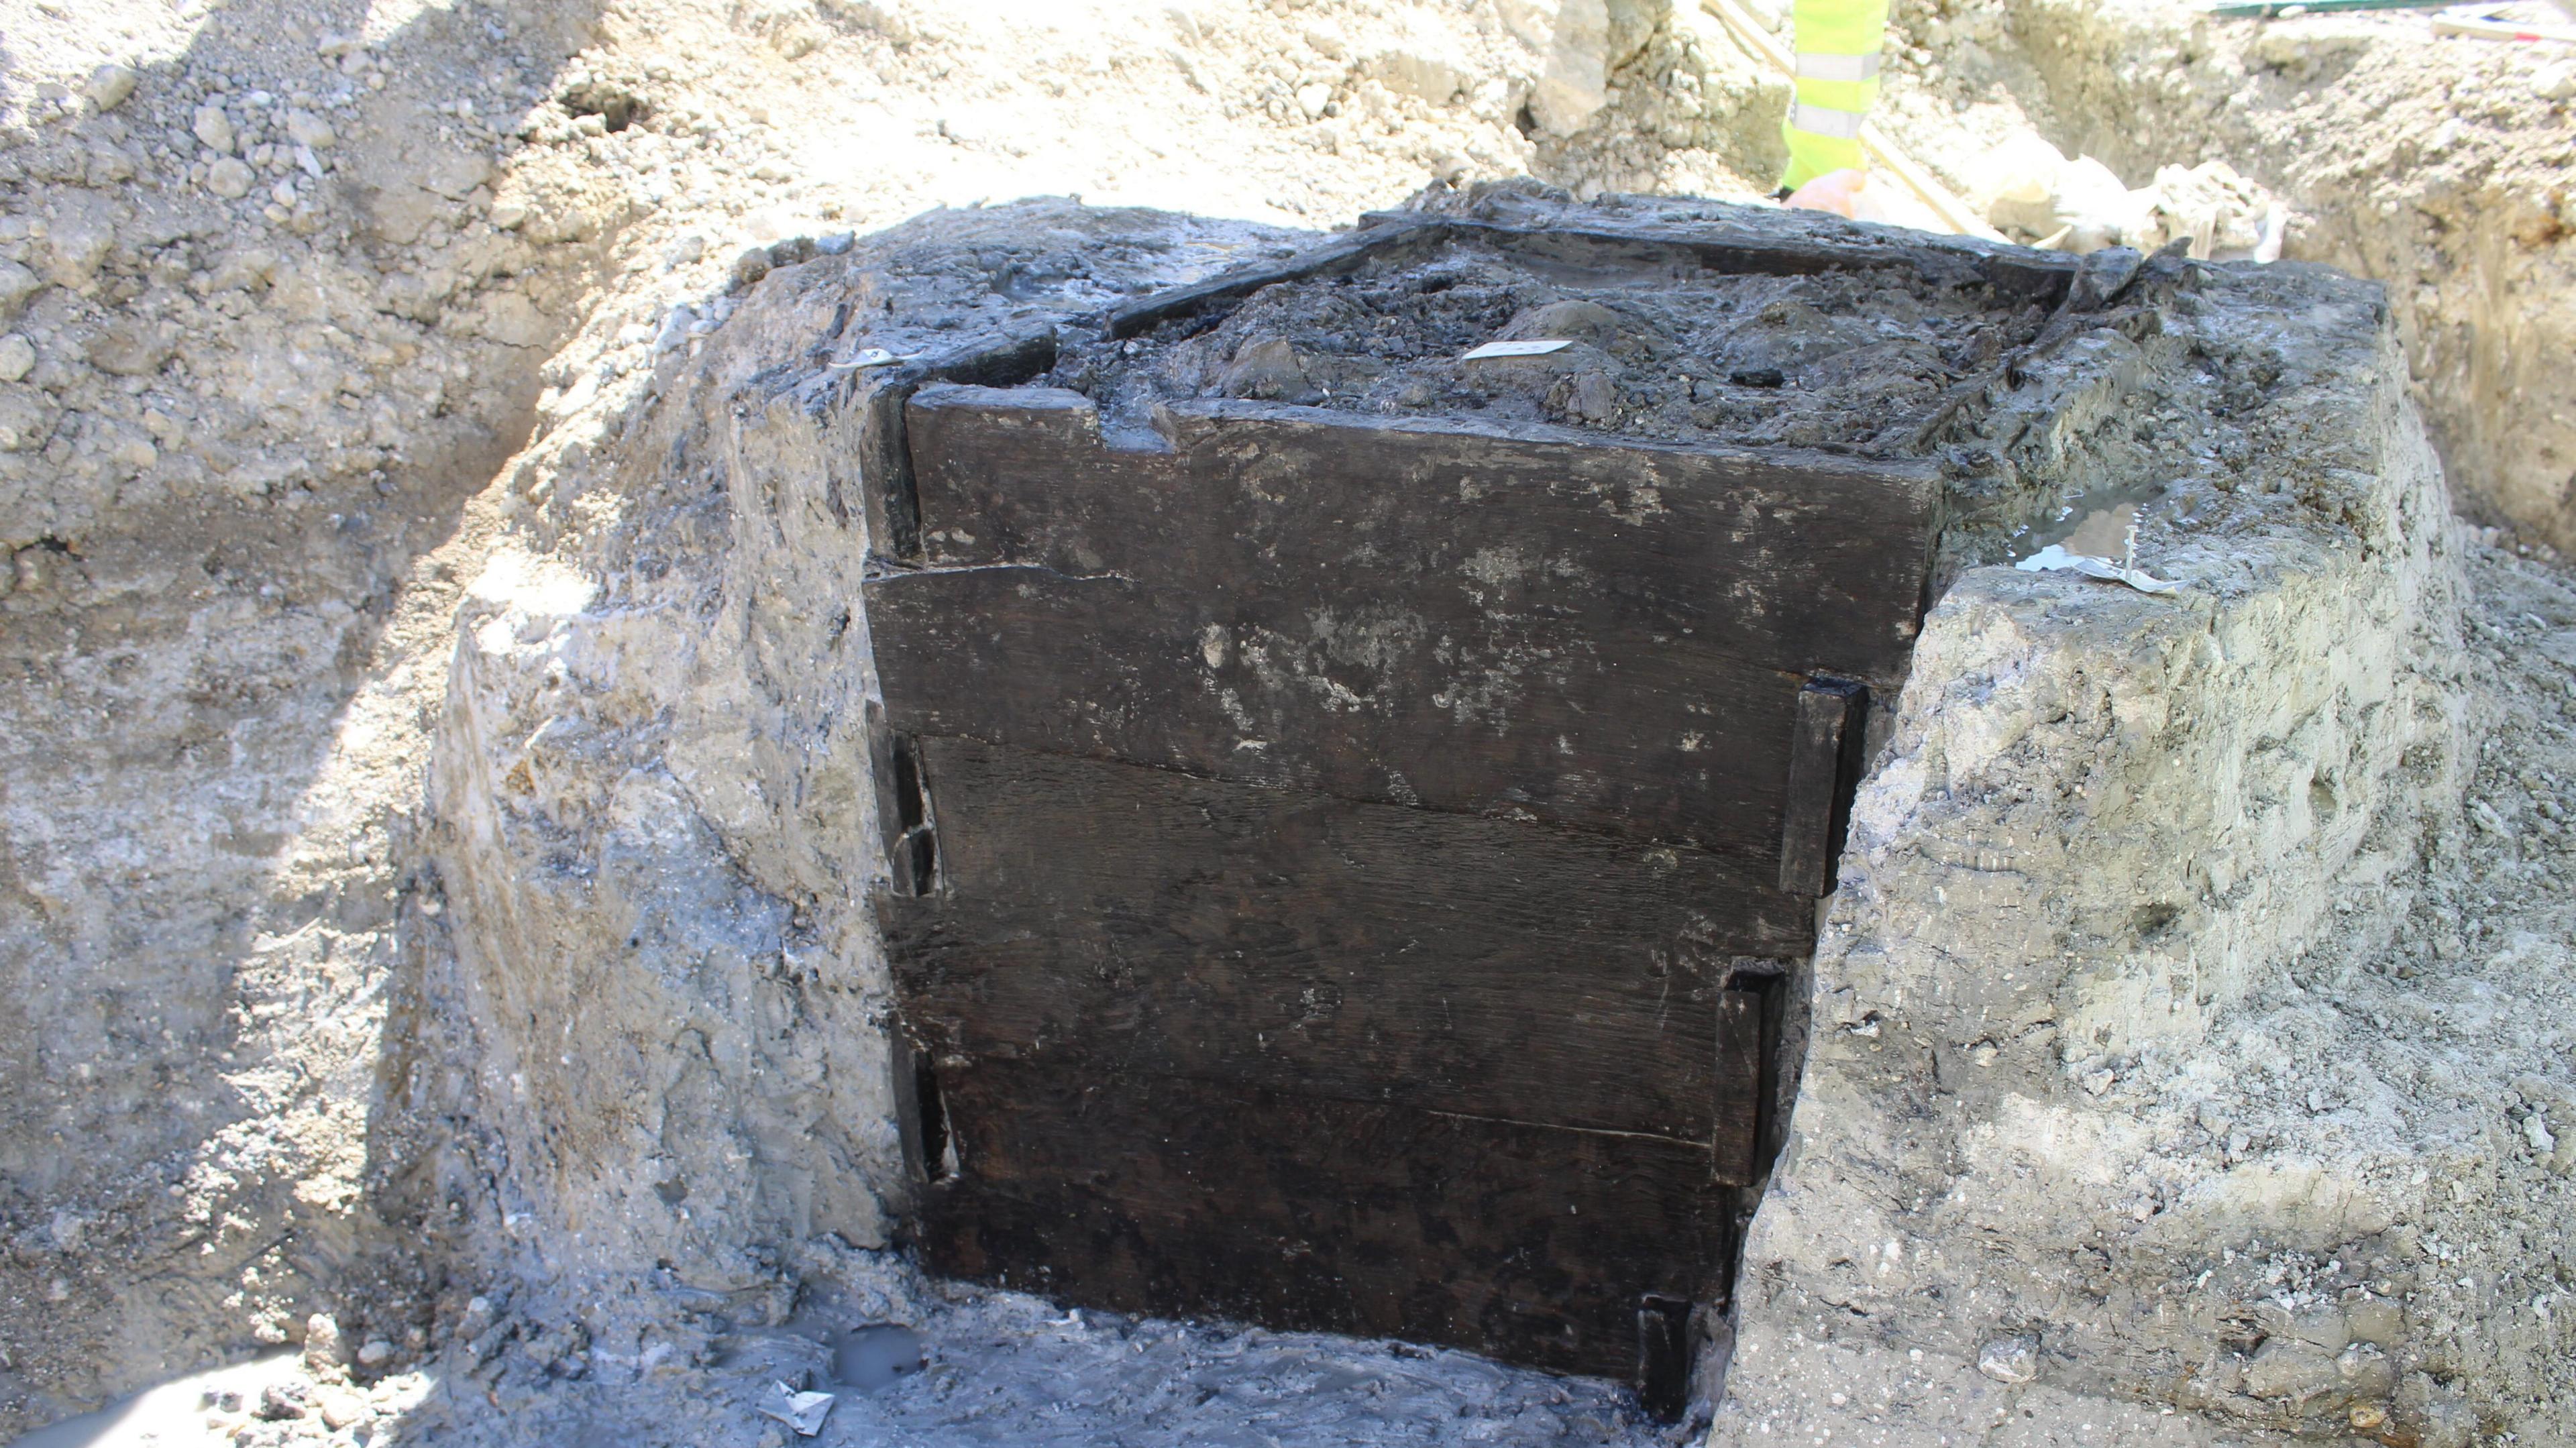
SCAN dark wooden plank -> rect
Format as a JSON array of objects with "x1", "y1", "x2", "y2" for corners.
[
  {"x1": 1104, "y1": 215, "x2": 1445, "y2": 339},
  {"x1": 1635, "y1": 1296, "x2": 1695, "y2": 1421},
  {"x1": 904, "y1": 386, "x2": 1937, "y2": 690},
  {"x1": 867, "y1": 562, "x2": 1817, "y2": 860},
  {"x1": 881, "y1": 392, "x2": 1932, "y2": 855},
  {"x1": 1712, "y1": 983, "x2": 1769, "y2": 1179},
  {"x1": 918, "y1": 1061, "x2": 1735, "y2": 1379},
  {"x1": 1356, "y1": 201, "x2": 2077, "y2": 306},
  {"x1": 851, "y1": 331, "x2": 1062, "y2": 565},
  {"x1": 1776, "y1": 678, "x2": 1864, "y2": 897},
  {"x1": 879, "y1": 738, "x2": 1801, "y2": 1139}
]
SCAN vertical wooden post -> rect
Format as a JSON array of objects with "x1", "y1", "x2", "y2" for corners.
[
  {"x1": 1635, "y1": 1294, "x2": 1697, "y2": 1421},
  {"x1": 1778, "y1": 677, "x2": 1868, "y2": 897}
]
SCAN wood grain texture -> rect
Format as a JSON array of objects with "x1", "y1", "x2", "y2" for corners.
[
  {"x1": 881, "y1": 737, "x2": 1798, "y2": 1141},
  {"x1": 869, "y1": 563, "x2": 1810, "y2": 860},
  {"x1": 881, "y1": 390, "x2": 1935, "y2": 856},
  {"x1": 906, "y1": 387, "x2": 1937, "y2": 687},
  {"x1": 851, "y1": 331, "x2": 1063, "y2": 565},
  {"x1": 920, "y1": 1060, "x2": 1735, "y2": 1379}
]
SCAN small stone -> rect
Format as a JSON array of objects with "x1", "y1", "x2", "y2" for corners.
[
  {"x1": 2082, "y1": 1068, "x2": 2116, "y2": 1095},
  {"x1": 2243, "y1": 1339, "x2": 2340, "y2": 1404},
  {"x1": 2523, "y1": 1111, "x2": 2557, "y2": 1155},
  {"x1": 256, "y1": 1380, "x2": 310, "y2": 1421},
  {"x1": 356, "y1": 1338, "x2": 395, "y2": 1368},
  {"x1": 85, "y1": 64, "x2": 139, "y2": 111},
  {"x1": 315, "y1": 1388, "x2": 370, "y2": 1431},
  {"x1": 2350, "y1": 1402, "x2": 2389, "y2": 1431},
  {"x1": 193, "y1": 104, "x2": 237, "y2": 155},
  {"x1": 283, "y1": 108, "x2": 335, "y2": 149},
  {"x1": 2346, "y1": 1297, "x2": 2404, "y2": 1346},
  {"x1": 303, "y1": 1313, "x2": 345, "y2": 1372},
  {"x1": 1218, "y1": 337, "x2": 1310, "y2": 401},
  {"x1": 0, "y1": 335, "x2": 34, "y2": 384},
  {"x1": 208, "y1": 158, "x2": 257, "y2": 199},
  {"x1": 2534, "y1": 60, "x2": 2576, "y2": 102},
  {"x1": 91, "y1": 320, "x2": 171, "y2": 378},
  {"x1": 0, "y1": 261, "x2": 38, "y2": 323},
  {"x1": 665, "y1": 233, "x2": 706, "y2": 266},
  {"x1": 729, "y1": 245, "x2": 773, "y2": 289},
  {"x1": 1976, "y1": 1335, "x2": 2039, "y2": 1384},
  {"x1": 40, "y1": 202, "x2": 114, "y2": 291},
  {"x1": 488, "y1": 201, "x2": 530, "y2": 230},
  {"x1": 2292, "y1": 1306, "x2": 2351, "y2": 1351},
  {"x1": 1295, "y1": 82, "x2": 1333, "y2": 119},
  {"x1": 1559, "y1": 369, "x2": 1616, "y2": 423},
  {"x1": 653, "y1": 304, "x2": 694, "y2": 352}
]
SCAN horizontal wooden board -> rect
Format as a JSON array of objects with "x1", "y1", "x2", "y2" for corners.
[
  {"x1": 906, "y1": 387, "x2": 1938, "y2": 691},
  {"x1": 1104, "y1": 215, "x2": 1444, "y2": 339},
  {"x1": 1401, "y1": 211, "x2": 2077, "y2": 307},
  {"x1": 919, "y1": 1061, "x2": 1736, "y2": 1379},
  {"x1": 867, "y1": 562, "x2": 1815, "y2": 860},
  {"x1": 882, "y1": 738, "x2": 1800, "y2": 1141},
  {"x1": 889, "y1": 389, "x2": 1930, "y2": 854}
]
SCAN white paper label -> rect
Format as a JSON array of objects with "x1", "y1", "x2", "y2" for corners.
[{"x1": 1459, "y1": 339, "x2": 1574, "y2": 360}]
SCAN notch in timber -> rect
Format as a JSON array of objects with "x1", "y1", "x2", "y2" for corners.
[
  {"x1": 1635, "y1": 1294, "x2": 1696, "y2": 1421},
  {"x1": 885, "y1": 732, "x2": 939, "y2": 897},
  {"x1": 1778, "y1": 677, "x2": 1869, "y2": 897},
  {"x1": 891, "y1": 1035, "x2": 955, "y2": 1188}
]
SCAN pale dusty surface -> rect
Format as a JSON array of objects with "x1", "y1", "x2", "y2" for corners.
[
  {"x1": 3, "y1": 0, "x2": 2574, "y2": 1446},
  {"x1": 0, "y1": 0, "x2": 1787, "y2": 1438}
]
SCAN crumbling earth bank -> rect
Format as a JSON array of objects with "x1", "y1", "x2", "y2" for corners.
[
  {"x1": 1875, "y1": 0, "x2": 2576, "y2": 556},
  {"x1": 425, "y1": 178, "x2": 2564, "y2": 1448},
  {"x1": 0, "y1": 0, "x2": 1790, "y2": 1433},
  {"x1": 4, "y1": 1, "x2": 2574, "y2": 1445},
  {"x1": 1716, "y1": 262, "x2": 2573, "y2": 1443},
  {"x1": 0, "y1": 0, "x2": 624, "y2": 1430}
]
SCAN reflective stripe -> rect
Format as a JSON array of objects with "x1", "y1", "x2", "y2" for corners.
[
  {"x1": 1794, "y1": 51, "x2": 1882, "y2": 82},
  {"x1": 1789, "y1": 103, "x2": 1868, "y2": 140}
]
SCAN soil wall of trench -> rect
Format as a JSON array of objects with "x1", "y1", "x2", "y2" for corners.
[
  {"x1": 5, "y1": 0, "x2": 2572, "y2": 1441},
  {"x1": 1878, "y1": 0, "x2": 2576, "y2": 554},
  {"x1": 423, "y1": 186, "x2": 2558, "y2": 1447},
  {"x1": 0, "y1": 0, "x2": 1792, "y2": 1431}
]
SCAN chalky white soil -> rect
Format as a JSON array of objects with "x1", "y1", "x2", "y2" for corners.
[{"x1": 2, "y1": 0, "x2": 2570, "y2": 1445}]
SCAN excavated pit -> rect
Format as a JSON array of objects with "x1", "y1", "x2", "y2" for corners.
[{"x1": 417, "y1": 186, "x2": 2469, "y2": 1445}]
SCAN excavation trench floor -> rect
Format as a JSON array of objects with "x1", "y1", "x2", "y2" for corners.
[{"x1": 760, "y1": 1284, "x2": 1680, "y2": 1448}]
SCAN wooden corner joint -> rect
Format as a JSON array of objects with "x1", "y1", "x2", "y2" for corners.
[{"x1": 1777, "y1": 676, "x2": 1869, "y2": 897}]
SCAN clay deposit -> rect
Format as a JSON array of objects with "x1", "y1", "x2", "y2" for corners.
[{"x1": 2, "y1": 1, "x2": 2571, "y2": 1446}]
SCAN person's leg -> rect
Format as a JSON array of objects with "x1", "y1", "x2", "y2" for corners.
[{"x1": 1779, "y1": 0, "x2": 1890, "y2": 190}]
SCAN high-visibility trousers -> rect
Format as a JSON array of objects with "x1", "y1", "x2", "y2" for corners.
[{"x1": 1780, "y1": 0, "x2": 1890, "y2": 190}]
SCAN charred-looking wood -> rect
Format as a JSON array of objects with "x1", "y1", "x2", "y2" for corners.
[
  {"x1": 888, "y1": 1033, "x2": 955, "y2": 1192},
  {"x1": 866, "y1": 201, "x2": 1954, "y2": 1402},
  {"x1": 1725, "y1": 965, "x2": 1796, "y2": 1174},
  {"x1": 872, "y1": 730, "x2": 938, "y2": 898},
  {"x1": 1103, "y1": 215, "x2": 1448, "y2": 339},
  {"x1": 1779, "y1": 677, "x2": 1870, "y2": 897},
  {"x1": 1635, "y1": 1294, "x2": 1698, "y2": 1421},
  {"x1": 855, "y1": 331, "x2": 1062, "y2": 566}
]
